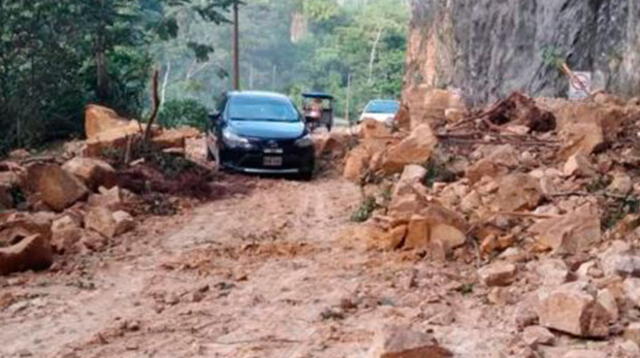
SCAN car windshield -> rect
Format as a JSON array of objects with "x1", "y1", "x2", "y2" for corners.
[
  {"x1": 228, "y1": 96, "x2": 299, "y2": 122},
  {"x1": 365, "y1": 100, "x2": 399, "y2": 114}
]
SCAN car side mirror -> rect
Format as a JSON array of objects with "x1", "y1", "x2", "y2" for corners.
[{"x1": 208, "y1": 111, "x2": 220, "y2": 125}]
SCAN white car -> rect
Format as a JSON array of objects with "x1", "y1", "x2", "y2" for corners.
[{"x1": 358, "y1": 99, "x2": 400, "y2": 126}]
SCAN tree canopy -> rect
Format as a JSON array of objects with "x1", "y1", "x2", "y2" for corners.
[{"x1": 0, "y1": 0, "x2": 409, "y2": 154}]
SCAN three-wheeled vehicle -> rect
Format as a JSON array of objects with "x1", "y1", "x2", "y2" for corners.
[{"x1": 301, "y1": 92, "x2": 334, "y2": 132}]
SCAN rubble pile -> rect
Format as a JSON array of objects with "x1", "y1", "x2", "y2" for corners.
[
  {"x1": 345, "y1": 90, "x2": 640, "y2": 355},
  {"x1": 0, "y1": 105, "x2": 208, "y2": 275}
]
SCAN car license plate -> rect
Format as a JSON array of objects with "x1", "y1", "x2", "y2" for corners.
[{"x1": 263, "y1": 156, "x2": 283, "y2": 167}]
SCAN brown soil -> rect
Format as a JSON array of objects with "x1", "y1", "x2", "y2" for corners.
[{"x1": 1, "y1": 174, "x2": 523, "y2": 357}]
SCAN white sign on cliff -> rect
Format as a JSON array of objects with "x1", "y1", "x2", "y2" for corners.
[{"x1": 568, "y1": 71, "x2": 592, "y2": 100}]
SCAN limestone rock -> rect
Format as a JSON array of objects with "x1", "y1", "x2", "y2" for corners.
[
  {"x1": 466, "y1": 145, "x2": 518, "y2": 184},
  {"x1": 343, "y1": 146, "x2": 370, "y2": 182},
  {"x1": 537, "y1": 283, "x2": 611, "y2": 337},
  {"x1": 623, "y1": 278, "x2": 640, "y2": 307},
  {"x1": 624, "y1": 322, "x2": 640, "y2": 346},
  {"x1": 608, "y1": 172, "x2": 633, "y2": 195},
  {"x1": 85, "y1": 104, "x2": 130, "y2": 139},
  {"x1": 380, "y1": 124, "x2": 438, "y2": 175},
  {"x1": 0, "y1": 215, "x2": 53, "y2": 256},
  {"x1": 85, "y1": 121, "x2": 144, "y2": 157},
  {"x1": 24, "y1": 164, "x2": 88, "y2": 212},
  {"x1": 360, "y1": 118, "x2": 392, "y2": 139},
  {"x1": 87, "y1": 186, "x2": 122, "y2": 211},
  {"x1": 404, "y1": 215, "x2": 429, "y2": 250},
  {"x1": 536, "y1": 258, "x2": 568, "y2": 286},
  {"x1": 85, "y1": 207, "x2": 135, "y2": 239},
  {"x1": 151, "y1": 126, "x2": 200, "y2": 150},
  {"x1": 368, "y1": 324, "x2": 452, "y2": 358},
  {"x1": 522, "y1": 326, "x2": 555, "y2": 347},
  {"x1": 563, "y1": 153, "x2": 596, "y2": 177},
  {"x1": 50, "y1": 215, "x2": 83, "y2": 254},
  {"x1": 379, "y1": 225, "x2": 407, "y2": 251},
  {"x1": 478, "y1": 262, "x2": 517, "y2": 287},
  {"x1": 596, "y1": 289, "x2": 619, "y2": 323},
  {"x1": 529, "y1": 203, "x2": 600, "y2": 254},
  {"x1": 0, "y1": 235, "x2": 53, "y2": 275},
  {"x1": 492, "y1": 174, "x2": 542, "y2": 212},
  {"x1": 62, "y1": 157, "x2": 117, "y2": 191}
]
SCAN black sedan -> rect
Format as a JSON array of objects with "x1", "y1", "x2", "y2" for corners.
[{"x1": 207, "y1": 91, "x2": 315, "y2": 179}]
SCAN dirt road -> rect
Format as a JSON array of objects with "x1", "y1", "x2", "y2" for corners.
[{"x1": 1, "y1": 174, "x2": 514, "y2": 358}]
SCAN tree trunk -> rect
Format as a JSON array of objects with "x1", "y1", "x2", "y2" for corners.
[
  {"x1": 144, "y1": 69, "x2": 160, "y2": 142},
  {"x1": 161, "y1": 61, "x2": 171, "y2": 110},
  {"x1": 368, "y1": 27, "x2": 383, "y2": 85},
  {"x1": 95, "y1": 0, "x2": 109, "y2": 101}
]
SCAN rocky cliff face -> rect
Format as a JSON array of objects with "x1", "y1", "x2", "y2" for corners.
[{"x1": 404, "y1": 0, "x2": 640, "y2": 106}]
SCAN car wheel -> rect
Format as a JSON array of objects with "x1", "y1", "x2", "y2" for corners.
[{"x1": 298, "y1": 170, "x2": 314, "y2": 181}]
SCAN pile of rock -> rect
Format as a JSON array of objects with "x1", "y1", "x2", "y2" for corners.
[
  {"x1": 346, "y1": 90, "x2": 640, "y2": 356},
  {"x1": 0, "y1": 105, "x2": 204, "y2": 276}
]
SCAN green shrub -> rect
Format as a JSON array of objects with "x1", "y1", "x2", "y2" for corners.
[
  {"x1": 158, "y1": 99, "x2": 209, "y2": 131},
  {"x1": 351, "y1": 195, "x2": 378, "y2": 222}
]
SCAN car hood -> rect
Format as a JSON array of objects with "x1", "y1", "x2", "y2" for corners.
[
  {"x1": 228, "y1": 120, "x2": 305, "y2": 139},
  {"x1": 360, "y1": 112, "x2": 395, "y2": 122}
]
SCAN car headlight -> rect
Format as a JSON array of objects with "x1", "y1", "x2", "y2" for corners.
[
  {"x1": 295, "y1": 134, "x2": 313, "y2": 147},
  {"x1": 222, "y1": 129, "x2": 252, "y2": 149}
]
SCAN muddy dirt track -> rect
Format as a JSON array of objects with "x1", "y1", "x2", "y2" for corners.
[{"x1": 1, "y1": 174, "x2": 515, "y2": 358}]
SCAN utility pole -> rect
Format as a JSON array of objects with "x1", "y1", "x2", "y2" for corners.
[
  {"x1": 345, "y1": 73, "x2": 352, "y2": 125},
  {"x1": 232, "y1": 1, "x2": 240, "y2": 90}
]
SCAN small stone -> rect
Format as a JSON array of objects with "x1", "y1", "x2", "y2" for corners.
[
  {"x1": 536, "y1": 258, "x2": 568, "y2": 286},
  {"x1": 608, "y1": 172, "x2": 633, "y2": 195},
  {"x1": 617, "y1": 340, "x2": 640, "y2": 357},
  {"x1": 522, "y1": 326, "x2": 555, "y2": 347},
  {"x1": 478, "y1": 262, "x2": 517, "y2": 287},
  {"x1": 614, "y1": 255, "x2": 640, "y2": 278},
  {"x1": 625, "y1": 322, "x2": 640, "y2": 345},
  {"x1": 562, "y1": 350, "x2": 606, "y2": 358},
  {"x1": 563, "y1": 153, "x2": 596, "y2": 177},
  {"x1": 597, "y1": 288, "x2": 619, "y2": 323},
  {"x1": 624, "y1": 278, "x2": 640, "y2": 307},
  {"x1": 368, "y1": 324, "x2": 452, "y2": 358}
]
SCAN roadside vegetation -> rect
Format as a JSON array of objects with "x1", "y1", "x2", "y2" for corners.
[{"x1": 0, "y1": 0, "x2": 409, "y2": 155}]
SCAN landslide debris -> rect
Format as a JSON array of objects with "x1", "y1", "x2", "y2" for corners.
[
  {"x1": 343, "y1": 90, "x2": 640, "y2": 355},
  {"x1": 0, "y1": 104, "x2": 222, "y2": 275}
]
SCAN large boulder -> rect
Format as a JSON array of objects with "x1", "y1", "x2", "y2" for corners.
[
  {"x1": 0, "y1": 212, "x2": 53, "y2": 247},
  {"x1": 62, "y1": 157, "x2": 117, "y2": 191},
  {"x1": 85, "y1": 121, "x2": 143, "y2": 157},
  {"x1": 343, "y1": 139, "x2": 390, "y2": 182},
  {"x1": 0, "y1": 235, "x2": 53, "y2": 275},
  {"x1": 360, "y1": 118, "x2": 392, "y2": 139},
  {"x1": 554, "y1": 102, "x2": 629, "y2": 159},
  {"x1": 537, "y1": 283, "x2": 611, "y2": 338},
  {"x1": 368, "y1": 324, "x2": 452, "y2": 358},
  {"x1": 85, "y1": 104, "x2": 131, "y2": 139},
  {"x1": 24, "y1": 164, "x2": 88, "y2": 212},
  {"x1": 343, "y1": 145, "x2": 371, "y2": 182},
  {"x1": 404, "y1": 203, "x2": 468, "y2": 255},
  {"x1": 529, "y1": 203, "x2": 601, "y2": 254},
  {"x1": 408, "y1": 88, "x2": 467, "y2": 129},
  {"x1": 380, "y1": 124, "x2": 438, "y2": 175},
  {"x1": 151, "y1": 126, "x2": 201, "y2": 150}
]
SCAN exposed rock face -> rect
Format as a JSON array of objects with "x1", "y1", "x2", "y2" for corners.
[{"x1": 405, "y1": 0, "x2": 640, "y2": 107}]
